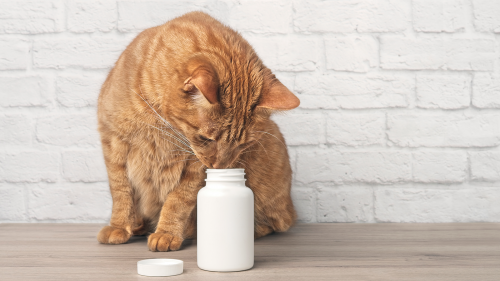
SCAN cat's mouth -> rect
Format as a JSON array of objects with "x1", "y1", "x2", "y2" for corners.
[
  {"x1": 200, "y1": 156, "x2": 227, "y2": 169},
  {"x1": 194, "y1": 151, "x2": 239, "y2": 169},
  {"x1": 190, "y1": 148, "x2": 218, "y2": 169}
]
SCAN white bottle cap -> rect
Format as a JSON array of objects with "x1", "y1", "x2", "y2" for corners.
[{"x1": 137, "y1": 259, "x2": 183, "y2": 276}]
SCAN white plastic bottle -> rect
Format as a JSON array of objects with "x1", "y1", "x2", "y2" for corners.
[{"x1": 197, "y1": 168, "x2": 254, "y2": 272}]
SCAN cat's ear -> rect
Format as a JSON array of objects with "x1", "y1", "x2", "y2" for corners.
[
  {"x1": 258, "y1": 74, "x2": 300, "y2": 110},
  {"x1": 183, "y1": 67, "x2": 219, "y2": 104}
]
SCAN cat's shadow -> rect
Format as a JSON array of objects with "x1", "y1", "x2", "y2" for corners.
[{"x1": 127, "y1": 235, "x2": 148, "y2": 244}]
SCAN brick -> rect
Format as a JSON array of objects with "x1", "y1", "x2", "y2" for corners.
[
  {"x1": 447, "y1": 39, "x2": 495, "y2": 70},
  {"x1": 0, "y1": 184, "x2": 26, "y2": 221},
  {"x1": 317, "y1": 185, "x2": 374, "y2": 223},
  {"x1": 67, "y1": 0, "x2": 117, "y2": 33},
  {"x1": 380, "y1": 37, "x2": 444, "y2": 69},
  {"x1": 272, "y1": 113, "x2": 325, "y2": 145},
  {"x1": 295, "y1": 73, "x2": 411, "y2": 109},
  {"x1": 453, "y1": 187, "x2": 500, "y2": 222},
  {"x1": 245, "y1": 35, "x2": 319, "y2": 71},
  {"x1": 0, "y1": 0, "x2": 64, "y2": 34},
  {"x1": 62, "y1": 150, "x2": 107, "y2": 182},
  {"x1": 376, "y1": 186, "x2": 500, "y2": 222},
  {"x1": 293, "y1": 0, "x2": 356, "y2": 33},
  {"x1": 229, "y1": 0, "x2": 292, "y2": 34},
  {"x1": 413, "y1": 0, "x2": 466, "y2": 32},
  {"x1": 473, "y1": 0, "x2": 500, "y2": 32},
  {"x1": 117, "y1": 1, "x2": 229, "y2": 32},
  {"x1": 470, "y1": 151, "x2": 500, "y2": 181},
  {"x1": 296, "y1": 149, "x2": 411, "y2": 184},
  {"x1": 0, "y1": 151, "x2": 59, "y2": 183},
  {"x1": 0, "y1": 76, "x2": 49, "y2": 107},
  {"x1": 297, "y1": 95, "x2": 339, "y2": 110},
  {"x1": 325, "y1": 36, "x2": 378, "y2": 72},
  {"x1": 326, "y1": 112, "x2": 385, "y2": 146},
  {"x1": 56, "y1": 73, "x2": 105, "y2": 107},
  {"x1": 28, "y1": 182, "x2": 111, "y2": 221},
  {"x1": 413, "y1": 151, "x2": 467, "y2": 183},
  {"x1": 36, "y1": 113, "x2": 100, "y2": 146},
  {"x1": 293, "y1": 0, "x2": 410, "y2": 33},
  {"x1": 374, "y1": 187, "x2": 454, "y2": 222},
  {"x1": 0, "y1": 114, "x2": 33, "y2": 145},
  {"x1": 291, "y1": 185, "x2": 316, "y2": 222},
  {"x1": 416, "y1": 74, "x2": 470, "y2": 109},
  {"x1": 33, "y1": 36, "x2": 133, "y2": 69},
  {"x1": 473, "y1": 73, "x2": 500, "y2": 108},
  {"x1": 0, "y1": 38, "x2": 28, "y2": 70},
  {"x1": 380, "y1": 37, "x2": 495, "y2": 70},
  {"x1": 387, "y1": 112, "x2": 500, "y2": 147}
]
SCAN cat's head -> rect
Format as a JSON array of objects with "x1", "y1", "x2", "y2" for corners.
[{"x1": 165, "y1": 58, "x2": 299, "y2": 169}]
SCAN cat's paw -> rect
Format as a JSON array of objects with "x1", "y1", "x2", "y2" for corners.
[
  {"x1": 97, "y1": 226, "x2": 132, "y2": 244},
  {"x1": 148, "y1": 232, "x2": 183, "y2": 252}
]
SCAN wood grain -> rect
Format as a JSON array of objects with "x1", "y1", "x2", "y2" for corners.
[{"x1": 1, "y1": 223, "x2": 499, "y2": 280}]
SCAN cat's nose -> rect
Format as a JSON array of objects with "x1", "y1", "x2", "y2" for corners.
[{"x1": 212, "y1": 162, "x2": 219, "y2": 169}]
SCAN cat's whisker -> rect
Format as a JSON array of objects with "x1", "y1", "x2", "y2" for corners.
[
  {"x1": 188, "y1": 160, "x2": 201, "y2": 168},
  {"x1": 199, "y1": 137, "x2": 212, "y2": 147},
  {"x1": 239, "y1": 145, "x2": 253, "y2": 155},
  {"x1": 133, "y1": 87, "x2": 191, "y2": 144},
  {"x1": 198, "y1": 163, "x2": 207, "y2": 171},
  {"x1": 241, "y1": 149, "x2": 280, "y2": 155},
  {"x1": 241, "y1": 150, "x2": 261, "y2": 154},
  {"x1": 165, "y1": 149, "x2": 196, "y2": 153},
  {"x1": 151, "y1": 125, "x2": 190, "y2": 148},
  {"x1": 144, "y1": 123, "x2": 192, "y2": 149},
  {"x1": 169, "y1": 157, "x2": 199, "y2": 166},
  {"x1": 164, "y1": 150, "x2": 197, "y2": 157},
  {"x1": 238, "y1": 159, "x2": 249, "y2": 165},
  {"x1": 151, "y1": 108, "x2": 190, "y2": 143},
  {"x1": 149, "y1": 128, "x2": 195, "y2": 155},
  {"x1": 137, "y1": 118, "x2": 193, "y2": 154},
  {"x1": 254, "y1": 130, "x2": 287, "y2": 148},
  {"x1": 156, "y1": 135, "x2": 196, "y2": 155},
  {"x1": 137, "y1": 85, "x2": 186, "y2": 139},
  {"x1": 254, "y1": 138, "x2": 269, "y2": 159},
  {"x1": 136, "y1": 105, "x2": 191, "y2": 148},
  {"x1": 169, "y1": 152, "x2": 194, "y2": 155}
]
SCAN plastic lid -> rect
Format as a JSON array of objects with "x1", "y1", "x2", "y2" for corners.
[{"x1": 137, "y1": 259, "x2": 183, "y2": 277}]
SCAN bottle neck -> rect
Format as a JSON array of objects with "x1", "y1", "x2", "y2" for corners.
[{"x1": 205, "y1": 168, "x2": 246, "y2": 188}]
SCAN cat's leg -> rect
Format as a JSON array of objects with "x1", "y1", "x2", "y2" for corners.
[
  {"x1": 254, "y1": 189, "x2": 297, "y2": 238},
  {"x1": 147, "y1": 169, "x2": 203, "y2": 252},
  {"x1": 97, "y1": 134, "x2": 135, "y2": 244},
  {"x1": 183, "y1": 206, "x2": 197, "y2": 239},
  {"x1": 255, "y1": 223, "x2": 274, "y2": 238},
  {"x1": 245, "y1": 126, "x2": 297, "y2": 238}
]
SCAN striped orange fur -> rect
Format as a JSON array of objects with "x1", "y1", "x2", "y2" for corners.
[{"x1": 97, "y1": 12, "x2": 299, "y2": 252}]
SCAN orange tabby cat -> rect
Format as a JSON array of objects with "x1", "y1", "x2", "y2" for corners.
[{"x1": 97, "y1": 11, "x2": 299, "y2": 252}]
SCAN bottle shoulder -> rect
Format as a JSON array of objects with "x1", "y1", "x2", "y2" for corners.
[{"x1": 198, "y1": 184, "x2": 253, "y2": 198}]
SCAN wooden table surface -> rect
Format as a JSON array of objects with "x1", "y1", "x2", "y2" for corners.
[{"x1": 1, "y1": 223, "x2": 499, "y2": 280}]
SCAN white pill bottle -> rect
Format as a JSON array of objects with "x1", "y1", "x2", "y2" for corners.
[{"x1": 197, "y1": 168, "x2": 254, "y2": 272}]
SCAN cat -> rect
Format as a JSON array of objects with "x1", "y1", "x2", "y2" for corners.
[{"x1": 97, "y1": 11, "x2": 299, "y2": 252}]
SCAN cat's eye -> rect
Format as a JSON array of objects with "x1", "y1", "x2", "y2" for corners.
[{"x1": 198, "y1": 135, "x2": 213, "y2": 143}]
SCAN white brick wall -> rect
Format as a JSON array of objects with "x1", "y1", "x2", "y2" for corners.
[
  {"x1": 412, "y1": 0, "x2": 466, "y2": 32},
  {"x1": 1, "y1": 0, "x2": 500, "y2": 223}
]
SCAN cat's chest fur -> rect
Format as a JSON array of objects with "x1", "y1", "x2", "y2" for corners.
[{"x1": 125, "y1": 129, "x2": 200, "y2": 221}]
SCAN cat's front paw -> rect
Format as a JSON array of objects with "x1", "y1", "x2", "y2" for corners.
[
  {"x1": 148, "y1": 232, "x2": 183, "y2": 252},
  {"x1": 97, "y1": 226, "x2": 132, "y2": 244}
]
